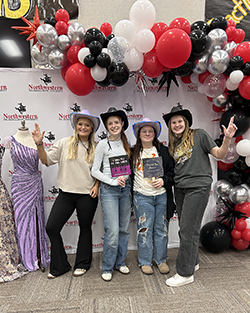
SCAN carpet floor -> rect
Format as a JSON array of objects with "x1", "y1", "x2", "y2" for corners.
[{"x1": 1, "y1": 247, "x2": 250, "y2": 313}]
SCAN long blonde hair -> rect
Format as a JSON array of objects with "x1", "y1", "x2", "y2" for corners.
[
  {"x1": 168, "y1": 116, "x2": 195, "y2": 157},
  {"x1": 67, "y1": 119, "x2": 96, "y2": 163}
]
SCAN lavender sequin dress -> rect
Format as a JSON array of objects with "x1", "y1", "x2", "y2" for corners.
[{"x1": 9, "y1": 136, "x2": 50, "y2": 271}]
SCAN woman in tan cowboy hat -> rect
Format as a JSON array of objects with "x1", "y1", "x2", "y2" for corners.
[
  {"x1": 32, "y1": 109, "x2": 100, "y2": 279},
  {"x1": 131, "y1": 118, "x2": 175, "y2": 276},
  {"x1": 163, "y1": 103, "x2": 237, "y2": 287}
]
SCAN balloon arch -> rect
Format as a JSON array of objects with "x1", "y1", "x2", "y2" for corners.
[{"x1": 12, "y1": 0, "x2": 250, "y2": 251}]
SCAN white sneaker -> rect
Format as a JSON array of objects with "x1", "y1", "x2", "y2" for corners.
[
  {"x1": 101, "y1": 273, "x2": 112, "y2": 281},
  {"x1": 195, "y1": 264, "x2": 200, "y2": 271},
  {"x1": 118, "y1": 265, "x2": 130, "y2": 274},
  {"x1": 166, "y1": 273, "x2": 194, "y2": 287},
  {"x1": 73, "y1": 269, "x2": 86, "y2": 277}
]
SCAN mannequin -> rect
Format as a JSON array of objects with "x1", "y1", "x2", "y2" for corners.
[{"x1": 14, "y1": 121, "x2": 37, "y2": 149}]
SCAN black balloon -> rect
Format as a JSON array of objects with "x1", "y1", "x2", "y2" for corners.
[
  {"x1": 44, "y1": 17, "x2": 57, "y2": 27},
  {"x1": 84, "y1": 28, "x2": 105, "y2": 47},
  {"x1": 97, "y1": 77, "x2": 110, "y2": 87},
  {"x1": 230, "y1": 56, "x2": 244, "y2": 70},
  {"x1": 242, "y1": 62, "x2": 250, "y2": 76},
  {"x1": 189, "y1": 30, "x2": 210, "y2": 57},
  {"x1": 108, "y1": 62, "x2": 129, "y2": 87},
  {"x1": 224, "y1": 167, "x2": 245, "y2": 186},
  {"x1": 84, "y1": 54, "x2": 96, "y2": 68},
  {"x1": 190, "y1": 21, "x2": 210, "y2": 34},
  {"x1": 200, "y1": 221, "x2": 232, "y2": 253},
  {"x1": 103, "y1": 33, "x2": 115, "y2": 48},
  {"x1": 214, "y1": 138, "x2": 223, "y2": 147},
  {"x1": 234, "y1": 156, "x2": 248, "y2": 171},
  {"x1": 96, "y1": 52, "x2": 111, "y2": 68},
  {"x1": 171, "y1": 59, "x2": 193, "y2": 77},
  {"x1": 209, "y1": 16, "x2": 228, "y2": 30},
  {"x1": 88, "y1": 41, "x2": 103, "y2": 57},
  {"x1": 220, "y1": 109, "x2": 250, "y2": 137}
]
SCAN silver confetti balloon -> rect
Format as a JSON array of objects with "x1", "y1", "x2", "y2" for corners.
[
  {"x1": 36, "y1": 24, "x2": 58, "y2": 48},
  {"x1": 208, "y1": 49, "x2": 230, "y2": 75},
  {"x1": 31, "y1": 43, "x2": 48, "y2": 64},
  {"x1": 229, "y1": 186, "x2": 249, "y2": 204},
  {"x1": 208, "y1": 28, "x2": 227, "y2": 50},
  {"x1": 48, "y1": 49, "x2": 68, "y2": 69},
  {"x1": 58, "y1": 35, "x2": 71, "y2": 51},
  {"x1": 213, "y1": 92, "x2": 228, "y2": 107},
  {"x1": 192, "y1": 53, "x2": 209, "y2": 74},
  {"x1": 67, "y1": 22, "x2": 85, "y2": 46},
  {"x1": 214, "y1": 179, "x2": 232, "y2": 198},
  {"x1": 223, "y1": 41, "x2": 237, "y2": 58}
]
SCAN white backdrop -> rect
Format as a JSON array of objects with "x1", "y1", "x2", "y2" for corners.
[{"x1": 0, "y1": 67, "x2": 219, "y2": 253}]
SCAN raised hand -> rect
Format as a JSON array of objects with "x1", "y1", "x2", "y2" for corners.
[
  {"x1": 31, "y1": 123, "x2": 45, "y2": 145},
  {"x1": 221, "y1": 116, "x2": 238, "y2": 139}
]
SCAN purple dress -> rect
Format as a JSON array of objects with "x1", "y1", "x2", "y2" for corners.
[{"x1": 9, "y1": 136, "x2": 50, "y2": 271}]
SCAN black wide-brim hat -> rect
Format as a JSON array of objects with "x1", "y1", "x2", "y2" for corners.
[
  {"x1": 162, "y1": 103, "x2": 192, "y2": 127},
  {"x1": 100, "y1": 107, "x2": 129, "y2": 130}
]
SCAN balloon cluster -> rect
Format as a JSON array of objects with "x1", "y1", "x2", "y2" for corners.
[{"x1": 213, "y1": 179, "x2": 250, "y2": 250}]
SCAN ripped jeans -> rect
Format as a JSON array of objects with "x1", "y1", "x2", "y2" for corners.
[{"x1": 134, "y1": 191, "x2": 168, "y2": 266}]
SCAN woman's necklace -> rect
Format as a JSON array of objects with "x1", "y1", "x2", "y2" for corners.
[
  {"x1": 109, "y1": 134, "x2": 121, "y2": 141},
  {"x1": 79, "y1": 139, "x2": 89, "y2": 154}
]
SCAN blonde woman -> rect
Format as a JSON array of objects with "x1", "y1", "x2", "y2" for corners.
[
  {"x1": 32, "y1": 110, "x2": 100, "y2": 279},
  {"x1": 163, "y1": 104, "x2": 237, "y2": 287}
]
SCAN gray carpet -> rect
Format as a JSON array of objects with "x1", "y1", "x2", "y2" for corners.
[{"x1": 1, "y1": 247, "x2": 250, "y2": 313}]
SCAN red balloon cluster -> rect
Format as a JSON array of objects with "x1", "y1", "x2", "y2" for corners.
[{"x1": 231, "y1": 216, "x2": 250, "y2": 250}]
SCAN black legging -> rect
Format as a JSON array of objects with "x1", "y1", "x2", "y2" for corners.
[{"x1": 46, "y1": 189, "x2": 98, "y2": 277}]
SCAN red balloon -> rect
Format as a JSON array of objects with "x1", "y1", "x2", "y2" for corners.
[
  {"x1": 225, "y1": 26, "x2": 237, "y2": 42},
  {"x1": 207, "y1": 96, "x2": 213, "y2": 102},
  {"x1": 55, "y1": 9, "x2": 69, "y2": 23},
  {"x1": 67, "y1": 45, "x2": 81, "y2": 64},
  {"x1": 227, "y1": 20, "x2": 236, "y2": 28},
  {"x1": 61, "y1": 62, "x2": 72, "y2": 81},
  {"x1": 142, "y1": 49, "x2": 165, "y2": 78},
  {"x1": 100, "y1": 22, "x2": 112, "y2": 37},
  {"x1": 235, "y1": 202, "x2": 250, "y2": 218},
  {"x1": 232, "y1": 238, "x2": 249, "y2": 250},
  {"x1": 169, "y1": 17, "x2": 191, "y2": 34},
  {"x1": 65, "y1": 63, "x2": 96, "y2": 96},
  {"x1": 239, "y1": 76, "x2": 250, "y2": 100},
  {"x1": 212, "y1": 104, "x2": 225, "y2": 113},
  {"x1": 198, "y1": 71, "x2": 210, "y2": 84},
  {"x1": 181, "y1": 75, "x2": 192, "y2": 84},
  {"x1": 242, "y1": 228, "x2": 250, "y2": 241},
  {"x1": 156, "y1": 28, "x2": 192, "y2": 68},
  {"x1": 235, "y1": 218, "x2": 247, "y2": 231},
  {"x1": 231, "y1": 228, "x2": 242, "y2": 240},
  {"x1": 233, "y1": 41, "x2": 250, "y2": 63},
  {"x1": 55, "y1": 21, "x2": 68, "y2": 35},
  {"x1": 234, "y1": 28, "x2": 245, "y2": 44},
  {"x1": 217, "y1": 160, "x2": 234, "y2": 171},
  {"x1": 151, "y1": 22, "x2": 169, "y2": 46}
]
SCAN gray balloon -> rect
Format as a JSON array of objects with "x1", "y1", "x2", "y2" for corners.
[
  {"x1": 58, "y1": 35, "x2": 71, "y2": 51},
  {"x1": 48, "y1": 49, "x2": 68, "y2": 69},
  {"x1": 208, "y1": 50, "x2": 230, "y2": 75},
  {"x1": 214, "y1": 179, "x2": 232, "y2": 198},
  {"x1": 193, "y1": 53, "x2": 209, "y2": 74},
  {"x1": 229, "y1": 186, "x2": 249, "y2": 204},
  {"x1": 213, "y1": 92, "x2": 228, "y2": 107},
  {"x1": 223, "y1": 41, "x2": 237, "y2": 58},
  {"x1": 36, "y1": 24, "x2": 58, "y2": 48},
  {"x1": 208, "y1": 28, "x2": 227, "y2": 49},
  {"x1": 67, "y1": 22, "x2": 85, "y2": 46},
  {"x1": 31, "y1": 43, "x2": 48, "y2": 64}
]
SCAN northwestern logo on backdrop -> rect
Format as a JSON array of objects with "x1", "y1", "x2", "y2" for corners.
[
  {"x1": 29, "y1": 73, "x2": 63, "y2": 92},
  {"x1": 93, "y1": 85, "x2": 116, "y2": 92},
  {"x1": 137, "y1": 77, "x2": 168, "y2": 93},
  {"x1": 59, "y1": 103, "x2": 81, "y2": 121},
  {"x1": 3, "y1": 103, "x2": 38, "y2": 121},
  {"x1": 123, "y1": 103, "x2": 143, "y2": 121},
  {"x1": 44, "y1": 185, "x2": 59, "y2": 202},
  {"x1": 43, "y1": 131, "x2": 55, "y2": 149},
  {"x1": 0, "y1": 85, "x2": 7, "y2": 91}
]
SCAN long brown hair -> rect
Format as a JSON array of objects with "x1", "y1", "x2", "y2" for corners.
[
  {"x1": 132, "y1": 127, "x2": 161, "y2": 164},
  {"x1": 168, "y1": 116, "x2": 195, "y2": 157}
]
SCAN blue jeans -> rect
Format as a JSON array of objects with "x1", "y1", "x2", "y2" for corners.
[
  {"x1": 134, "y1": 191, "x2": 168, "y2": 266},
  {"x1": 100, "y1": 180, "x2": 131, "y2": 273},
  {"x1": 174, "y1": 186, "x2": 211, "y2": 277}
]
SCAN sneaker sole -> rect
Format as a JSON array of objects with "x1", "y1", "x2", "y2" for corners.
[{"x1": 166, "y1": 277, "x2": 194, "y2": 287}]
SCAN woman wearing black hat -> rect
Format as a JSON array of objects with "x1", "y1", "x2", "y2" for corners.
[
  {"x1": 32, "y1": 110, "x2": 100, "y2": 279},
  {"x1": 162, "y1": 103, "x2": 237, "y2": 287},
  {"x1": 91, "y1": 107, "x2": 131, "y2": 282}
]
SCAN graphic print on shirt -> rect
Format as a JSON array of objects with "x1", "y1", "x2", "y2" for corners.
[{"x1": 173, "y1": 144, "x2": 193, "y2": 165}]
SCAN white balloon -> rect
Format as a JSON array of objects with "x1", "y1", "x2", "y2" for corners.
[
  {"x1": 246, "y1": 155, "x2": 250, "y2": 167},
  {"x1": 229, "y1": 70, "x2": 244, "y2": 84},
  {"x1": 102, "y1": 48, "x2": 114, "y2": 61},
  {"x1": 245, "y1": 217, "x2": 250, "y2": 228},
  {"x1": 78, "y1": 47, "x2": 90, "y2": 64},
  {"x1": 226, "y1": 78, "x2": 239, "y2": 91},
  {"x1": 236, "y1": 139, "x2": 250, "y2": 157},
  {"x1": 114, "y1": 19, "x2": 136, "y2": 45},
  {"x1": 124, "y1": 47, "x2": 144, "y2": 71},
  {"x1": 197, "y1": 84, "x2": 205, "y2": 94},
  {"x1": 190, "y1": 72, "x2": 199, "y2": 84},
  {"x1": 135, "y1": 29, "x2": 155, "y2": 53},
  {"x1": 90, "y1": 65, "x2": 107, "y2": 81},
  {"x1": 129, "y1": 0, "x2": 156, "y2": 31}
]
